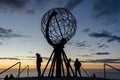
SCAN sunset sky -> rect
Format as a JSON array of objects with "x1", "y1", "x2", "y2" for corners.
[{"x1": 0, "y1": 0, "x2": 120, "y2": 69}]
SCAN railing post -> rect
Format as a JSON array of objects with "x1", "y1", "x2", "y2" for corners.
[
  {"x1": 104, "y1": 63, "x2": 106, "y2": 79},
  {"x1": 18, "y1": 62, "x2": 21, "y2": 79},
  {"x1": 27, "y1": 65, "x2": 29, "y2": 78}
]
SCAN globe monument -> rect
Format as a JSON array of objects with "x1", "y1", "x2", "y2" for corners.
[{"x1": 41, "y1": 8, "x2": 77, "y2": 77}]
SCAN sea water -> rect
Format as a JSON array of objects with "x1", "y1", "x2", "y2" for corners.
[{"x1": 0, "y1": 69, "x2": 120, "y2": 79}]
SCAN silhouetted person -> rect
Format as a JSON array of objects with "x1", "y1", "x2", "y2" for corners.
[
  {"x1": 66, "y1": 58, "x2": 71, "y2": 77},
  {"x1": 93, "y1": 73, "x2": 96, "y2": 78},
  {"x1": 4, "y1": 75, "x2": 8, "y2": 80},
  {"x1": 36, "y1": 53, "x2": 43, "y2": 77},
  {"x1": 74, "y1": 58, "x2": 81, "y2": 77},
  {"x1": 9, "y1": 74, "x2": 14, "y2": 79}
]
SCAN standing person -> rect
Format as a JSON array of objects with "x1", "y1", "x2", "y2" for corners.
[
  {"x1": 9, "y1": 74, "x2": 14, "y2": 79},
  {"x1": 74, "y1": 58, "x2": 81, "y2": 77},
  {"x1": 4, "y1": 75, "x2": 9, "y2": 80},
  {"x1": 93, "y1": 73, "x2": 96, "y2": 78},
  {"x1": 36, "y1": 53, "x2": 43, "y2": 77},
  {"x1": 66, "y1": 58, "x2": 71, "y2": 77}
]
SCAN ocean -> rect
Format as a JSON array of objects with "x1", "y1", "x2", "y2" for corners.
[{"x1": 0, "y1": 69, "x2": 120, "y2": 79}]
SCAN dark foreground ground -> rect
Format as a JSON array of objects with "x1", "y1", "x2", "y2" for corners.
[{"x1": 11, "y1": 77, "x2": 116, "y2": 80}]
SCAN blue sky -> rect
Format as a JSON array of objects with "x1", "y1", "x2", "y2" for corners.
[{"x1": 0, "y1": 0, "x2": 120, "y2": 66}]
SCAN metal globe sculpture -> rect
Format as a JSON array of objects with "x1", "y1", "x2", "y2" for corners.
[
  {"x1": 41, "y1": 8, "x2": 77, "y2": 77},
  {"x1": 41, "y1": 8, "x2": 77, "y2": 46}
]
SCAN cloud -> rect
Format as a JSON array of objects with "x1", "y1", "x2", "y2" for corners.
[
  {"x1": 76, "y1": 41, "x2": 91, "y2": 48},
  {"x1": 76, "y1": 42, "x2": 85, "y2": 47},
  {"x1": 96, "y1": 52, "x2": 110, "y2": 55},
  {"x1": 89, "y1": 30, "x2": 110, "y2": 38},
  {"x1": 0, "y1": 42, "x2": 3, "y2": 45},
  {"x1": 98, "y1": 44, "x2": 108, "y2": 49},
  {"x1": 15, "y1": 56, "x2": 50, "y2": 61},
  {"x1": 0, "y1": 27, "x2": 25, "y2": 39},
  {"x1": 88, "y1": 58, "x2": 120, "y2": 63},
  {"x1": 114, "y1": 29, "x2": 120, "y2": 33},
  {"x1": 0, "y1": 0, "x2": 36, "y2": 15},
  {"x1": 90, "y1": 49, "x2": 96, "y2": 51},
  {"x1": 65, "y1": 0, "x2": 84, "y2": 10},
  {"x1": 82, "y1": 55, "x2": 92, "y2": 57},
  {"x1": 74, "y1": 57, "x2": 120, "y2": 63},
  {"x1": 0, "y1": 0, "x2": 63, "y2": 15},
  {"x1": 107, "y1": 36, "x2": 120, "y2": 42},
  {"x1": 26, "y1": 56, "x2": 35, "y2": 58},
  {"x1": 35, "y1": 0, "x2": 50, "y2": 6},
  {"x1": 93, "y1": 0, "x2": 120, "y2": 17},
  {"x1": 82, "y1": 28, "x2": 90, "y2": 33},
  {"x1": 26, "y1": 9, "x2": 35, "y2": 15},
  {"x1": 0, "y1": 57, "x2": 20, "y2": 60},
  {"x1": 0, "y1": 0, "x2": 84, "y2": 14},
  {"x1": 26, "y1": 56, "x2": 50, "y2": 60},
  {"x1": 0, "y1": 0, "x2": 28, "y2": 9},
  {"x1": 42, "y1": 57, "x2": 50, "y2": 60},
  {"x1": 62, "y1": 57, "x2": 120, "y2": 63},
  {"x1": 13, "y1": 56, "x2": 120, "y2": 63},
  {"x1": 68, "y1": 58, "x2": 120, "y2": 63},
  {"x1": 67, "y1": 42, "x2": 73, "y2": 45},
  {"x1": 28, "y1": 51, "x2": 34, "y2": 53},
  {"x1": 89, "y1": 30, "x2": 120, "y2": 43},
  {"x1": 93, "y1": 0, "x2": 120, "y2": 24},
  {"x1": 26, "y1": 56, "x2": 77, "y2": 61}
]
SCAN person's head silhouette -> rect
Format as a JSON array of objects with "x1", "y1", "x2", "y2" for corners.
[
  {"x1": 36, "y1": 53, "x2": 40, "y2": 57},
  {"x1": 69, "y1": 58, "x2": 71, "y2": 62},
  {"x1": 76, "y1": 58, "x2": 78, "y2": 61}
]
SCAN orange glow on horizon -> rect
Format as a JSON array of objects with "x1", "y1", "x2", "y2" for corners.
[{"x1": 0, "y1": 60, "x2": 120, "y2": 70}]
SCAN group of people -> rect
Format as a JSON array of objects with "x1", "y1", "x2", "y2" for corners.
[
  {"x1": 36, "y1": 53, "x2": 82, "y2": 77},
  {"x1": 4, "y1": 74, "x2": 14, "y2": 80},
  {"x1": 66, "y1": 58, "x2": 82, "y2": 77}
]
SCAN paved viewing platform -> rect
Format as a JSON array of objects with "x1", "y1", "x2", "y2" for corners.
[{"x1": 11, "y1": 77, "x2": 114, "y2": 80}]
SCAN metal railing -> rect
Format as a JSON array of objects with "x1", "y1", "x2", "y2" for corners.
[
  {"x1": 0, "y1": 62, "x2": 21, "y2": 78},
  {"x1": 81, "y1": 66, "x2": 89, "y2": 77},
  {"x1": 104, "y1": 63, "x2": 120, "y2": 79},
  {"x1": 16, "y1": 65, "x2": 29, "y2": 78}
]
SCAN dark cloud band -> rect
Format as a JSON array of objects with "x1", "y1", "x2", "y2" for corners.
[
  {"x1": 0, "y1": 0, "x2": 28, "y2": 9},
  {"x1": 0, "y1": 27, "x2": 25, "y2": 39},
  {"x1": 88, "y1": 58, "x2": 120, "y2": 63},
  {"x1": 93, "y1": 0, "x2": 120, "y2": 24},
  {"x1": 65, "y1": 0, "x2": 84, "y2": 10},
  {"x1": 89, "y1": 31, "x2": 120, "y2": 43},
  {"x1": 0, "y1": 57, "x2": 20, "y2": 60},
  {"x1": 96, "y1": 52, "x2": 110, "y2": 55}
]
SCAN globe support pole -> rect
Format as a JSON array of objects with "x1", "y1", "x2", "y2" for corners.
[
  {"x1": 42, "y1": 45, "x2": 75, "y2": 77},
  {"x1": 55, "y1": 47, "x2": 62, "y2": 77}
]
